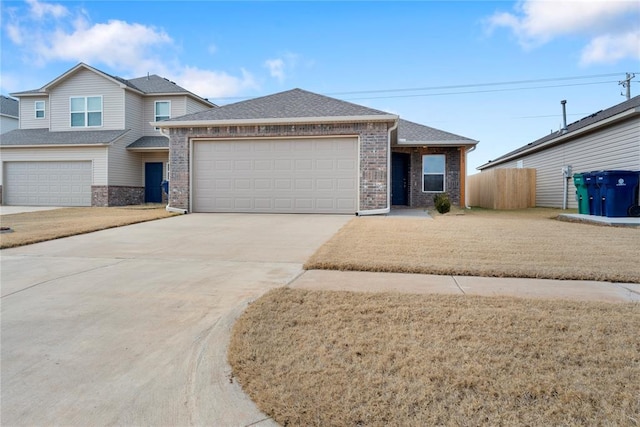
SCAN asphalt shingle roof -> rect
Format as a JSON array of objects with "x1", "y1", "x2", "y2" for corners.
[
  {"x1": 0, "y1": 128, "x2": 129, "y2": 146},
  {"x1": 482, "y1": 95, "x2": 640, "y2": 167},
  {"x1": 168, "y1": 89, "x2": 394, "y2": 122},
  {"x1": 127, "y1": 136, "x2": 169, "y2": 149},
  {"x1": 1, "y1": 95, "x2": 19, "y2": 117},
  {"x1": 127, "y1": 75, "x2": 192, "y2": 94},
  {"x1": 397, "y1": 119, "x2": 477, "y2": 145},
  {"x1": 11, "y1": 64, "x2": 214, "y2": 106}
]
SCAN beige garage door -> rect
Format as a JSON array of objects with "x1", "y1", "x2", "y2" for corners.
[
  {"x1": 192, "y1": 138, "x2": 358, "y2": 213},
  {"x1": 4, "y1": 161, "x2": 92, "y2": 206}
]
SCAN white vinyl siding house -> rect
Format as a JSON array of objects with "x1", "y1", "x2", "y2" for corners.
[
  {"x1": 48, "y1": 68, "x2": 125, "y2": 132},
  {"x1": 186, "y1": 96, "x2": 211, "y2": 115},
  {"x1": 107, "y1": 134, "x2": 142, "y2": 187},
  {"x1": 125, "y1": 91, "x2": 144, "y2": 134},
  {"x1": 143, "y1": 96, "x2": 190, "y2": 136},
  {"x1": 19, "y1": 98, "x2": 49, "y2": 130},
  {"x1": 477, "y1": 96, "x2": 640, "y2": 209},
  {"x1": 1, "y1": 63, "x2": 214, "y2": 206}
]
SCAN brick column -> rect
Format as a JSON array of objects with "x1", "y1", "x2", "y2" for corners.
[{"x1": 169, "y1": 129, "x2": 190, "y2": 210}]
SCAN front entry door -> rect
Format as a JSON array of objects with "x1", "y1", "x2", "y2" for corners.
[
  {"x1": 145, "y1": 162, "x2": 163, "y2": 203},
  {"x1": 391, "y1": 153, "x2": 410, "y2": 205}
]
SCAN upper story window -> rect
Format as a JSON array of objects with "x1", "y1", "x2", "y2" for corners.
[
  {"x1": 35, "y1": 101, "x2": 45, "y2": 119},
  {"x1": 422, "y1": 154, "x2": 446, "y2": 192},
  {"x1": 154, "y1": 101, "x2": 170, "y2": 130},
  {"x1": 70, "y1": 96, "x2": 102, "y2": 127}
]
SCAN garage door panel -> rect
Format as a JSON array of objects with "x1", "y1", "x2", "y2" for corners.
[
  {"x1": 4, "y1": 161, "x2": 92, "y2": 206},
  {"x1": 193, "y1": 138, "x2": 358, "y2": 213}
]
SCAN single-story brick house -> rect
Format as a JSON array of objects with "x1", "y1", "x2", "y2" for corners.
[{"x1": 155, "y1": 89, "x2": 478, "y2": 214}]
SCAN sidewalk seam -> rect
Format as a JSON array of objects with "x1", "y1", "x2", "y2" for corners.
[
  {"x1": 285, "y1": 269, "x2": 307, "y2": 287},
  {"x1": 452, "y1": 276, "x2": 466, "y2": 295}
]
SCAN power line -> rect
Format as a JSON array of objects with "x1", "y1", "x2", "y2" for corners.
[
  {"x1": 326, "y1": 72, "x2": 626, "y2": 96},
  {"x1": 343, "y1": 80, "x2": 618, "y2": 101},
  {"x1": 212, "y1": 72, "x2": 638, "y2": 103}
]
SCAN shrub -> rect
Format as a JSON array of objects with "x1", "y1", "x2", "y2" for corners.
[{"x1": 433, "y1": 193, "x2": 451, "y2": 214}]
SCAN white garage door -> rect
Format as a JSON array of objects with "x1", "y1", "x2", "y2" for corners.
[
  {"x1": 4, "y1": 161, "x2": 92, "y2": 206},
  {"x1": 192, "y1": 138, "x2": 358, "y2": 213}
]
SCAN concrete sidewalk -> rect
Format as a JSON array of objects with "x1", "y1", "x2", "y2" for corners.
[{"x1": 290, "y1": 270, "x2": 640, "y2": 303}]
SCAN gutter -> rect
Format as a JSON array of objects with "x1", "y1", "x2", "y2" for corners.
[
  {"x1": 152, "y1": 114, "x2": 399, "y2": 128},
  {"x1": 357, "y1": 119, "x2": 399, "y2": 216},
  {"x1": 166, "y1": 206, "x2": 187, "y2": 214},
  {"x1": 477, "y1": 107, "x2": 639, "y2": 170}
]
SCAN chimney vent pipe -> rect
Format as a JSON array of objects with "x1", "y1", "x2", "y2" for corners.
[{"x1": 561, "y1": 100, "x2": 567, "y2": 133}]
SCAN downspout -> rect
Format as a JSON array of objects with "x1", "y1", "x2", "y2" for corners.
[
  {"x1": 357, "y1": 119, "x2": 399, "y2": 216},
  {"x1": 560, "y1": 100, "x2": 570, "y2": 210},
  {"x1": 160, "y1": 127, "x2": 188, "y2": 214},
  {"x1": 464, "y1": 144, "x2": 477, "y2": 208}
]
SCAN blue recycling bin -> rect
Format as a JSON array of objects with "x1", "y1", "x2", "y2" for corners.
[
  {"x1": 161, "y1": 180, "x2": 169, "y2": 195},
  {"x1": 596, "y1": 170, "x2": 640, "y2": 217},
  {"x1": 583, "y1": 172, "x2": 602, "y2": 216}
]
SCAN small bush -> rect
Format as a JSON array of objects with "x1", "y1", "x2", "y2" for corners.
[{"x1": 433, "y1": 193, "x2": 451, "y2": 214}]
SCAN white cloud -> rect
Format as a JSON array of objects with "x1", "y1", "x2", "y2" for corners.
[
  {"x1": 26, "y1": 0, "x2": 68, "y2": 19},
  {"x1": 170, "y1": 66, "x2": 258, "y2": 99},
  {"x1": 580, "y1": 30, "x2": 640, "y2": 65},
  {"x1": 264, "y1": 58, "x2": 286, "y2": 82},
  {"x1": 38, "y1": 18, "x2": 173, "y2": 76},
  {"x1": 264, "y1": 52, "x2": 304, "y2": 83},
  {"x1": 3, "y1": 0, "x2": 261, "y2": 98},
  {"x1": 486, "y1": 0, "x2": 640, "y2": 64}
]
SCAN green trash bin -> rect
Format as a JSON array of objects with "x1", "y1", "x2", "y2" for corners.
[{"x1": 573, "y1": 173, "x2": 589, "y2": 214}]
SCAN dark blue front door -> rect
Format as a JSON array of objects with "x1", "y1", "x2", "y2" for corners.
[
  {"x1": 392, "y1": 153, "x2": 410, "y2": 205},
  {"x1": 145, "y1": 162, "x2": 163, "y2": 203}
]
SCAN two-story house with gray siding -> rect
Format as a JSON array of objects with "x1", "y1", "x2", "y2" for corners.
[
  {"x1": 0, "y1": 63, "x2": 215, "y2": 206},
  {"x1": 477, "y1": 96, "x2": 640, "y2": 209}
]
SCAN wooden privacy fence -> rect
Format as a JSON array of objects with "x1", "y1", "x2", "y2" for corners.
[{"x1": 468, "y1": 168, "x2": 536, "y2": 209}]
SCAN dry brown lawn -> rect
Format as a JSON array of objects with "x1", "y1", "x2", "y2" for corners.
[
  {"x1": 0, "y1": 205, "x2": 176, "y2": 249},
  {"x1": 229, "y1": 287, "x2": 640, "y2": 426},
  {"x1": 305, "y1": 208, "x2": 640, "y2": 283}
]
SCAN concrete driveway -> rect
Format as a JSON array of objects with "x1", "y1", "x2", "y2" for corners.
[{"x1": 1, "y1": 213, "x2": 351, "y2": 426}]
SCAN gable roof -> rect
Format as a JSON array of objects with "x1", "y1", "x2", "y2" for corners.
[
  {"x1": 156, "y1": 88, "x2": 397, "y2": 127},
  {"x1": 10, "y1": 63, "x2": 215, "y2": 107},
  {"x1": 396, "y1": 119, "x2": 477, "y2": 146},
  {"x1": 478, "y1": 96, "x2": 640, "y2": 170},
  {"x1": 0, "y1": 128, "x2": 129, "y2": 146},
  {"x1": 1, "y1": 95, "x2": 19, "y2": 118}
]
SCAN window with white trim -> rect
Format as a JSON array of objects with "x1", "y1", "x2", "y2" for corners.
[
  {"x1": 35, "y1": 101, "x2": 45, "y2": 119},
  {"x1": 70, "y1": 96, "x2": 102, "y2": 127},
  {"x1": 422, "y1": 154, "x2": 446, "y2": 192},
  {"x1": 155, "y1": 101, "x2": 170, "y2": 129}
]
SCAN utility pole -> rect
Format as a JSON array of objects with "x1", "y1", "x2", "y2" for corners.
[{"x1": 618, "y1": 73, "x2": 635, "y2": 100}]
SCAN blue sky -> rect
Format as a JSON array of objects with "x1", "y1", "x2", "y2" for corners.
[{"x1": 2, "y1": 0, "x2": 639, "y2": 171}]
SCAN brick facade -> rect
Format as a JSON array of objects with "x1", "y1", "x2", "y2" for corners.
[
  {"x1": 168, "y1": 121, "x2": 394, "y2": 212},
  {"x1": 391, "y1": 146, "x2": 461, "y2": 207},
  {"x1": 92, "y1": 186, "x2": 144, "y2": 207}
]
